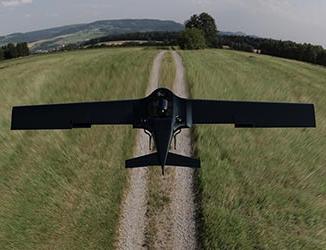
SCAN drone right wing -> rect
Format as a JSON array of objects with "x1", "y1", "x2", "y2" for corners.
[
  {"x1": 11, "y1": 100, "x2": 137, "y2": 130},
  {"x1": 191, "y1": 100, "x2": 316, "y2": 128}
]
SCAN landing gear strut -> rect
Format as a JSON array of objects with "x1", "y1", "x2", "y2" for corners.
[
  {"x1": 173, "y1": 129, "x2": 181, "y2": 150},
  {"x1": 144, "y1": 129, "x2": 152, "y2": 150}
]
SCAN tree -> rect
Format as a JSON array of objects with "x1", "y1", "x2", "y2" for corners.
[
  {"x1": 301, "y1": 44, "x2": 317, "y2": 63},
  {"x1": 21, "y1": 42, "x2": 30, "y2": 56},
  {"x1": 0, "y1": 47, "x2": 4, "y2": 60},
  {"x1": 4, "y1": 43, "x2": 18, "y2": 59},
  {"x1": 185, "y1": 12, "x2": 218, "y2": 47},
  {"x1": 16, "y1": 42, "x2": 30, "y2": 57},
  {"x1": 317, "y1": 50, "x2": 326, "y2": 66},
  {"x1": 16, "y1": 43, "x2": 25, "y2": 57},
  {"x1": 179, "y1": 28, "x2": 206, "y2": 50}
]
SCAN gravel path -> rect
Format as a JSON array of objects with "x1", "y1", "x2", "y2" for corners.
[
  {"x1": 171, "y1": 51, "x2": 198, "y2": 250},
  {"x1": 117, "y1": 51, "x2": 198, "y2": 250},
  {"x1": 117, "y1": 51, "x2": 166, "y2": 250}
]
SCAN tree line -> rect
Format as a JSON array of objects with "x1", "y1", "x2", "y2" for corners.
[
  {"x1": 82, "y1": 31, "x2": 181, "y2": 47},
  {"x1": 56, "y1": 32, "x2": 180, "y2": 52},
  {"x1": 219, "y1": 35, "x2": 326, "y2": 66},
  {"x1": 0, "y1": 42, "x2": 30, "y2": 61},
  {"x1": 178, "y1": 12, "x2": 326, "y2": 67}
]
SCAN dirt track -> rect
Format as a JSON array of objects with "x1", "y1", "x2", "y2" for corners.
[
  {"x1": 117, "y1": 51, "x2": 198, "y2": 249},
  {"x1": 117, "y1": 51, "x2": 165, "y2": 249}
]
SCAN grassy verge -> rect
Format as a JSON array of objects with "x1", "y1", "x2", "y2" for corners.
[
  {"x1": 0, "y1": 48, "x2": 156, "y2": 249},
  {"x1": 180, "y1": 49, "x2": 326, "y2": 249}
]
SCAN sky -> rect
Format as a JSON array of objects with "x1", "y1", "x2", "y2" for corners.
[{"x1": 0, "y1": 0, "x2": 325, "y2": 47}]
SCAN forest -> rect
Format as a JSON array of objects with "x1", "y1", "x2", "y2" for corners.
[{"x1": 0, "y1": 42, "x2": 30, "y2": 61}]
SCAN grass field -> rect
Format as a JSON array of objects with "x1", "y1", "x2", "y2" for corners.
[
  {"x1": 1, "y1": 47, "x2": 325, "y2": 249},
  {"x1": 180, "y1": 49, "x2": 326, "y2": 249},
  {"x1": 0, "y1": 48, "x2": 156, "y2": 249}
]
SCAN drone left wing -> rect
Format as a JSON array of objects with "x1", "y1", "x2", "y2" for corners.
[{"x1": 11, "y1": 100, "x2": 136, "y2": 130}]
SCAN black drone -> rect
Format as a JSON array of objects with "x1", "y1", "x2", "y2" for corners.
[{"x1": 11, "y1": 88, "x2": 316, "y2": 174}]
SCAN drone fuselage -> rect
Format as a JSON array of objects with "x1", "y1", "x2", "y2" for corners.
[{"x1": 133, "y1": 88, "x2": 192, "y2": 170}]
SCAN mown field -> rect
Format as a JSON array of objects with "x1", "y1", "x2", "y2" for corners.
[
  {"x1": 0, "y1": 48, "x2": 156, "y2": 249},
  {"x1": 180, "y1": 49, "x2": 326, "y2": 249}
]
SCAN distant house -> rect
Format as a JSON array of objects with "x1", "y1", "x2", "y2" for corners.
[
  {"x1": 222, "y1": 45, "x2": 231, "y2": 49},
  {"x1": 34, "y1": 50, "x2": 49, "y2": 54},
  {"x1": 253, "y1": 49, "x2": 261, "y2": 54}
]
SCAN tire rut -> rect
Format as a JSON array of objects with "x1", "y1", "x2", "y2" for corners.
[{"x1": 170, "y1": 51, "x2": 198, "y2": 250}]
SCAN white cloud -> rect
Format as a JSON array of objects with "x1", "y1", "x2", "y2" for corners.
[{"x1": 0, "y1": 0, "x2": 32, "y2": 7}]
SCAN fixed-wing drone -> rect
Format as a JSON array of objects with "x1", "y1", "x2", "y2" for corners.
[{"x1": 11, "y1": 88, "x2": 315, "y2": 174}]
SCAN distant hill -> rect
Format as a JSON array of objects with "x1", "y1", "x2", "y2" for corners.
[
  {"x1": 0, "y1": 19, "x2": 184, "y2": 51},
  {"x1": 0, "y1": 19, "x2": 261, "y2": 52}
]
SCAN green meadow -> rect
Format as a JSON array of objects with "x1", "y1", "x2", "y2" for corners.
[
  {"x1": 1, "y1": 47, "x2": 325, "y2": 249},
  {"x1": 180, "y1": 49, "x2": 326, "y2": 249},
  {"x1": 0, "y1": 48, "x2": 155, "y2": 249}
]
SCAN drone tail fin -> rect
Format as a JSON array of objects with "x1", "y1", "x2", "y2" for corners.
[
  {"x1": 125, "y1": 152, "x2": 200, "y2": 168},
  {"x1": 126, "y1": 153, "x2": 159, "y2": 168},
  {"x1": 165, "y1": 153, "x2": 200, "y2": 168}
]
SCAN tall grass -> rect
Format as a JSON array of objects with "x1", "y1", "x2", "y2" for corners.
[
  {"x1": 180, "y1": 49, "x2": 326, "y2": 249},
  {"x1": 0, "y1": 48, "x2": 156, "y2": 249}
]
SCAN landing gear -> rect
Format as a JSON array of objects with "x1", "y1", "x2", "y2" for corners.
[
  {"x1": 144, "y1": 129, "x2": 152, "y2": 150},
  {"x1": 173, "y1": 129, "x2": 181, "y2": 150}
]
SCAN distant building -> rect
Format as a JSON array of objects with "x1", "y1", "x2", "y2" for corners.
[
  {"x1": 34, "y1": 50, "x2": 49, "y2": 54},
  {"x1": 222, "y1": 45, "x2": 231, "y2": 49},
  {"x1": 253, "y1": 49, "x2": 261, "y2": 54}
]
